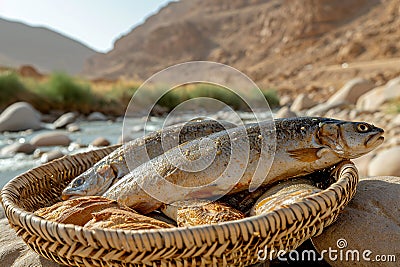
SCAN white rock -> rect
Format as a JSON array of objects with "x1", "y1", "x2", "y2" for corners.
[
  {"x1": 0, "y1": 102, "x2": 41, "y2": 132},
  {"x1": 274, "y1": 106, "x2": 297, "y2": 119},
  {"x1": 279, "y1": 95, "x2": 292, "y2": 106},
  {"x1": 53, "y1": 112, "x2": 77, "y2": 129},
  {"x1": 87, "y1": 112, "x2": 107, "y2": 121},
  {"x1": 392, "y1": 114, "x2": 400, "y2": 127},
  {"x1": 30, "y1": 132, "x2": 71, "y2": 147},
  {"x1": 357, "y1": 76, "x2": 400, "y2": 111},
  {"x1": 290, "y1": 94, "x2": 317, "y2": 112},
  {"x1": 66, "y1": 123, "x2": 80, "y2": 132},
  {"x1": 368, "y1": 146, "x2": 400, "y2": 176},
  {"x1": 328, "y1": 78, "x2": 374, "y2": 105},
  {"x1": 40, "y1": 150, "x2": 64, "y2": 163},
  {"x1": 356, "y1": 86, "x2": 385, "y2": 111}
]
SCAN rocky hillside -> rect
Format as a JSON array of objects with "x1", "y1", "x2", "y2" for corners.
[
  {"x1": 83, "y1": 0, "x2": 400, "y2": 99},
  {"x1": 0, "y1": 18, "x2": 96, "y2": 74}
]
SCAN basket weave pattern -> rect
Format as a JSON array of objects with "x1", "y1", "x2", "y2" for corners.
[{"x1": 1, "y1": 146, "x2": 359, "y2": 267}]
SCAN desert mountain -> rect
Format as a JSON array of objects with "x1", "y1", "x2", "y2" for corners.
[
  {"x1": 83, "y1": 0, "x2": 400, "y2": 97},
  {"x1": 0, "y1": 18, "x2": 96, "y2": 74}
]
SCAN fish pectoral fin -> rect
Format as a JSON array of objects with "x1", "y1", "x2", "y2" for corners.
[
  {"x1": 316, "y1": 147, "x2": 332, "y2": 158},
  {"x1": 288, "y1": 148, "x2": 321, "y2": 162}
]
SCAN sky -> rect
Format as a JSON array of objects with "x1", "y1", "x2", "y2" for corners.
[{"x1": 0, "y1": 0, "x2": 175, "y2": 53}]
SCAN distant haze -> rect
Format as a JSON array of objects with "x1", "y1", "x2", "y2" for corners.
[
  {"x1": 0, "y1": 1, "x2": 174, "y2": 52},
  {"x1": 0, "y1": 18, "x2": 96, "y2": 74}
]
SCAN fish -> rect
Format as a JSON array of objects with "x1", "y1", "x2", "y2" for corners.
[
  {"x1": 103, "y1": 117, "x2": 384, "y2": 213},
  {"x1": 161, "y1": 199, "x2": 245, "y2": 227},
  {"x1": 62, "y1": 119, "x2": 236, "y2": 199},
  {"x1": 250, "y1": 178, "x2": 322, "y2": 216}
]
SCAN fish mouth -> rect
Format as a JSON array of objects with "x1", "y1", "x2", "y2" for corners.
[
  {"x1": 365, "y1": 132, "x2": 384, "y2": 148},
  {"x1": 61, "y1": 189, "x2": 87, "y2": 200}
]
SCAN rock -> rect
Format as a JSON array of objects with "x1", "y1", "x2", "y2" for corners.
[
  {"x1": 368, "y1": 146, "x2": 400, "y2": 177},
  {"x1": 53, "y1": 112, "x2": 77, "y2": 129},
  {"x1": 0, "y1": 102, "x2": 41, "y2": 132},
  {"x1": 278, "y1": 95, "x2": 292, "y2": 106},
  {"x1": 390, "y1": 114, "x2": 400, "y2": 127},
  {"x1": 382, "y1": 76, "x2": 400, "y2": 103},
  {"x1": 30, "y1": 132, "x2": 71, "y2": 147},
  {"x1": 91, "y1": 137, "x2": 110, "y2": 147},
  {"x1": 68, "y1": 142, "x2": 82, "y2": 151},
  {"x1": 1, "y1": 142, "x2": 36, "y2": 155},
  {"x1": 66, "y1": 123, "x2": 80, "y2": 132},
  {"x1": 327, "y1": 78, "x2": 375, "y2": 105},
  {"x1": 312, "y1": 176, "x2": 400, "y2": 267},
  {"x1": 0, "y1": 207, "x2": 62, "y2": 267},
  {"x1": 352, "y1": 153, "x2": 375, "y2": 177},
  {"x1": 275, "y1": 106, "x2": 297, "y2": 119},
  {"x1": 337, "y1": 41, "x2": 366, "y2": 62},
  {"x1": 87, "y1": 112, "x2": 107, "y2": 121},
  {"x1": 357, "y1": 76, "x2": 400, "y2": 111},
  {"x1": 306, "y1": 101, "x2": 349, "y2": 116},
  {"x1": 290, "y1": 93, "x2": 317, "y2": 112},
  {"x1": 356, "y1": 86, "x2": 385, "y2": 111},
  {"x1": 40, "y1": 150, "x2": 64, "y2": 163}
]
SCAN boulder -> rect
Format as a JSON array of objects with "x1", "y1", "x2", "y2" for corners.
[
  {"x1": 275, "y1": 106, "x2": 297, "y2": 119},
  {"x1": 87, "y1": 112, "x2": 107, "y2": 121},
  {"x1": 40, "y1": 150, "x2": 64, "y2": 163},
  {"x1": 327, "y1": 78, "x2": 374, "y2": 105},
  {"x1": 30, "y1": 132, "x2": 71, "y2": 147},
  {"x1": 53, "y1": 112, "x2": 77, "y2": 129},
  {"x1": 91, "y1": 137, "x2": 111, "y2": 147},
  {"x1": 290, "y1": 93, "x2": 317, "y2": 112},
  {"x1": 312, "y1": 176, "x2": 400, "y2": 267},
  {"x1": 0, "y1": 102, "x2": 41, "y2": 132},
  {"x1": 357, "y1": 76, "x2": 400, "y2": 111},
  {"x1": 1, "y1": 142, "x2": 36, "y2": 156},
  {"x1": 356, "y1": 86, "x2": 385, "y2": 111},
  {"x1": 383, "y1": 76, "x2": 400, "y2": 99},
  {"x1": 368, "y1": 146, "x2": 400, "y2": 177}
]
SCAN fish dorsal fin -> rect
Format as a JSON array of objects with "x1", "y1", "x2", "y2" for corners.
[{"x1": 287, "y1": 148, "x2": 321, "y2": 162}]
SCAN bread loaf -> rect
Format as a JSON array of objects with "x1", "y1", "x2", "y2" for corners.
[
  {"x1": 84, "y1": 207, "x2": 173, "y2": 230},
  {"x1": 34, "y1": 196, "x2": 120, "y2": 226}
]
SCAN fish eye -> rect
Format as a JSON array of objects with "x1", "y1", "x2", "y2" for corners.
[
  {"x1": 357, "y1": 123, "x2": 369, "y2": 132},
  {"x1": 73, "y1": 177, "x2": 84, "y2": 187}
]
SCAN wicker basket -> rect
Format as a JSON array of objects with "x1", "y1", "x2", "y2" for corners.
[{"x1": 1, "y1": 145, "x2": 359, "y2": 267}]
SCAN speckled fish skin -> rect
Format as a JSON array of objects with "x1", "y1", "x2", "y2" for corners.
[
  {"x1": 103, "y1": 117, "x2": 384, "y2": 213},
  {"x1": 161, "y1": 200, "x2": 245, "y2": 227},
  {"x1": 250, "y1": 178, "x2": 322, "y2": 216},
  {"x1": 62, "y1": 119, "x2": 236, "y2": 199}
]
